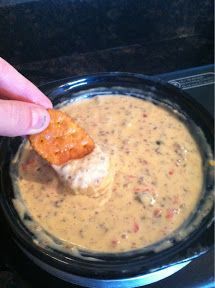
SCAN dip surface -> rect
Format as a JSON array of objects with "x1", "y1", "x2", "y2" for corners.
[{"x1": 15, "y1": 95, "x2": 203, "y2": 252}]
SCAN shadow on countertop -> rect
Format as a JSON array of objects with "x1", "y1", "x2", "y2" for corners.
[{"x1": 15, "y1": 35, "x2": 213, "y2": 86}]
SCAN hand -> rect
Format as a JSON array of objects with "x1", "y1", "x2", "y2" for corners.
[{"x1": 0, "y1": 57, "x2": 53, "y2": 137}]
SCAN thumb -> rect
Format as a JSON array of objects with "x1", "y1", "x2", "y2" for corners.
[{"x1": 0, "y1": 100, "x2": 50, "y2": 137}]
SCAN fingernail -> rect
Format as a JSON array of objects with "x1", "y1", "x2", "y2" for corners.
[{"x1": 30, "y1": 108, "x2": 48, "y2": 133}]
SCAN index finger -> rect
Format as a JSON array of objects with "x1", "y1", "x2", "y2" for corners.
[{"x1": 0, "y1": 57, "x2": 52, "y2": 109}]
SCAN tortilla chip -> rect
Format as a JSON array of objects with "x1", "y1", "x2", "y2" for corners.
[{"x1": 29, "y1": 109, "x2": 95, "y2": 165}]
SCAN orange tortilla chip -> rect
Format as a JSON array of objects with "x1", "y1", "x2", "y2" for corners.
[{"x1": 29, "y1": 109, "x2": 95, "y2": 165}]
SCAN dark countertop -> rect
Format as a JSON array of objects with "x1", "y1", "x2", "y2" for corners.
[
  {"x1": 0, "y1": 0, "x2": 213, "y2": 65},
  {"x1": 15, "y1": 35, "x2": 213, "y2": 86}
]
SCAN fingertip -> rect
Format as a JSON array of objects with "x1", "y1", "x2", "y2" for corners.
[
  {"x1": 40, "y1": 96, "x2": 53, "y2": 109},
  {"x1": 0, "y1": 100, "x2": 52, "y2": 137},
  {"x1": 28, "y1": 107, "x2": 50, "y2": 135},
  {"x1": 0, "y1": 58, "x2": 53, "y2": 109}
]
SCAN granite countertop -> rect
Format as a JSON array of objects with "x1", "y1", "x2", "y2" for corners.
[
  {"x1": 15, "y1": 35, "x2": 213, "y2": 87},
  {"x1": 1, "y1": 0, "x2": 213, "y2": 65}
]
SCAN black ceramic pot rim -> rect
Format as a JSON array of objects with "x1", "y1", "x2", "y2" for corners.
[{"x1": 0, "y1": 72, "x2": 214, "y2": 279}]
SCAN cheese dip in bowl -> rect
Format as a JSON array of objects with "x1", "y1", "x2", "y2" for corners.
[
  {"x1": 14, "y1": 95, "x2": 204, "y2": 253},
  {"x1": 1, "y1": 73, "x2": 214, "y2": 287}
]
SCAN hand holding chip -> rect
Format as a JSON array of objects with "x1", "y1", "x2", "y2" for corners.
[
  {"x1": 0, "y1": 58, "x2": 109, "y2": 197},
  {"x1": 0, "y1": 57, "x2": 52, "y2": 137},
  {"x1": 0, "y1": 58, "x2": 94, "y2": 163}
]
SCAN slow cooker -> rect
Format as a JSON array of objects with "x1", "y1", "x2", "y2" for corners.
[{"x1": 0, "y1": 73, "x2": 214, "y2": 288}]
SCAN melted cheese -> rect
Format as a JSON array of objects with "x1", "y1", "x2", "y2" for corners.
[{"x1": 15, "y1": 95, "x2": 203, "y2": 252}]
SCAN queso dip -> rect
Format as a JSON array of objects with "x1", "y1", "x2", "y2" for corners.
[{"x1": 14, "y1": 95, "x2": 203, "y2": 252}]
